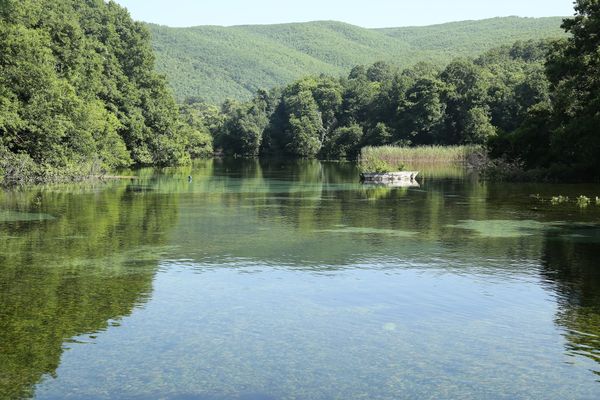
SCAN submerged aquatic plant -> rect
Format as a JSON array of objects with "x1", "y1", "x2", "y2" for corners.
[
  {"x1": 577, "y1": 196, "x2": 591, "y2": 208},
  {"x1": 447, "y1": 219, "x2": 548, "y2": 238},
  {"x1": 551, "y1": 195, "x2": 569, "y2": 205},
  {"x1": 548, "y1": 195, "x2": 596, "y2": 209}
]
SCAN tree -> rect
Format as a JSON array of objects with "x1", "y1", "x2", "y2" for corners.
[
  {"x1": 322, "y1": 124, "x2": 364, "y2": 159},
  {"x1": 439, "y1": 59, "x2": 491, "y2": 144},
  {"x1": 492, "y1": 1, "x2": 600, "y2": 177},
  {"x1": 0, "y1": 0, "x2": 207, "y2": 185},
  {"x1": 178, "y1": 104, "x2": 214, "y2": 158},
  {"x1": 544, "y1": 0, "x2": 600, "y2": 175},
  {"x1": 364, "y1": 123, "x2": 392, "y2": 147},
  {"x1": 341, "y1": 74, "x2": 377, "y2": 127},
  {"x1": 275, "y1": 83, "x2": 325, "y2": 157},
  {"x1": 463, "y1": 107, "x2": 496, "y2": 144},
  {"x1": 219, "y1": 103, "x2": 268, "y2": 157},
  {"x1": 286, "y1": 115, "x2": 323, "y2": 158},
  {"x1": 217, "y1": 46, "x2": 558, "y2": 163},
  {"x1": 311, "y1": 77, "x2": 343, "y2": 133},
  {"x1": 367, "y1": 61, "x2": 393, "y2": 83},
  {"x1": 396, "y1": 77, "x2": 446, "y2": 144}
]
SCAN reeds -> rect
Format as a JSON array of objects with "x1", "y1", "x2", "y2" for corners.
[{"x1": 360, "y1": 145, "x2": 483, "y2": 170}]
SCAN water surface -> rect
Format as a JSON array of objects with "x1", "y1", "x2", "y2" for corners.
[{"x1": 1, "y1": 160, "x2": 599, "y2": 399}]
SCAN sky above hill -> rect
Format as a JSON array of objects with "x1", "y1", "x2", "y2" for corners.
[{"x1": 114, "y1": 0, "x2": 573, "y2": 28}]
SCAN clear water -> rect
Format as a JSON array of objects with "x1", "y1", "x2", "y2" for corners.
[{"x1": 1, "y1": 159, "x2": 599, "y2": 400}]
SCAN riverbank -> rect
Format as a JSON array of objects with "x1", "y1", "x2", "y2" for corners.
[
  {"x1": 0, "y1": 150, "x2": 93, "y2": 187},
  {"x1": 0, "y1": 149, "x2": 140, "y2": 188}
]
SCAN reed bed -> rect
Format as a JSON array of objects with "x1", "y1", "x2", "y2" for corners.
[{"x1": 360, "y1": 145, "x2": 484, "y2": 170}]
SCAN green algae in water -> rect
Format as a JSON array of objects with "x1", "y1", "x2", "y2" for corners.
[
  {"x1": 447, "y1": 219, "x2": 549, "y2": 238},
  {"x1": 318, "y1": 226, "x2": 417, "y2": 237},
  {"x1": 0, "y1": 210, "x2": 55, "y2": 222}
]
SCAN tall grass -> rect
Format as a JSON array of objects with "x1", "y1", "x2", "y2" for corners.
[{"x1": 360, "y1": 145, "x2": 484, "y2": 171}]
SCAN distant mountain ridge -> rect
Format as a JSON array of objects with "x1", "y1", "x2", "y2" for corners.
[{"x1": 148, "y1": 17, "x2": 567, "y2": 103}]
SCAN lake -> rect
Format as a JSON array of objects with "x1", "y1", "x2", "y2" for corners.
[{"x1": 1, "y1": 159, "x2": 599, "y2": 399}]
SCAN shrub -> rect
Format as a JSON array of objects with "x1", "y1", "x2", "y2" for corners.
[
  {"x1": 0, "y1": 146, "x2": 99, "y2": 187},
  {"x1": 359, "y1": 158, "x2": 404, "y2": 174},
  {"x1": 481, "y1": 157, "x2": 527, "y2": 181}
]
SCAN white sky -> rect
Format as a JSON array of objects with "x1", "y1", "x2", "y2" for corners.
[{"x1": 114, "y1": 0, "x2": 574, "y2": 28}]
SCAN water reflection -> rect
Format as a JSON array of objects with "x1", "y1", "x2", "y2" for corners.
[
  {"x1": 0, "y1": 183, "x2": 179, "y2": 399},
  {"x1": 0, "y1": 160, "x2": 599, "y2": 398},
  {"x1": 540, "y1": 238, "x2": 600, "y2": 375}
]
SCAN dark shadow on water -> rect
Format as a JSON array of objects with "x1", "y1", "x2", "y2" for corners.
[{"x1": 540, "y1": 234, "x2": 600, "y2": 375}]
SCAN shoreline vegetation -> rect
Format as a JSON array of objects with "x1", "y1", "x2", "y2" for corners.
[
  {"x1": 358, "y1": 145, "x2": 484, "y2": 174},
  {"x1": 1, "y1": 1, "x2": 599, "y2": 187},
  {"x1": 363, "y1": 145, "x2": 483, "y2": 164},
  {"x1": 0, "y1": 0, "x2": 212, "y2": 189}
]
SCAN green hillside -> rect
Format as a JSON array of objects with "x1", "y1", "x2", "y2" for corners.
[{"x1": 149, "y1": 17, "x2": 567, "y2": 103}]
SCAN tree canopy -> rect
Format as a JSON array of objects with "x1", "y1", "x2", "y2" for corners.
[
  {"x1": 0, "y1": 0, "x2": 212, "y2": 185},
  {"x1": 491, "y1": 0, "x2": 600, "y2": 179},
  {"x1": 216, "y1": 41, "x2": 552, "y2": 160},
  {"x1": 1, "y1": 0, "x2": 596, "y2": 182}
]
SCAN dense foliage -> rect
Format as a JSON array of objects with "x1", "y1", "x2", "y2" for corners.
[
  {"x1": 1, "y1": 0, "x2": 596, "y2": 182},
  {"x1": 491, "y1": 0, "x2": 600, "y2": 179},
  {"x1": 214, "y1": 0, "x2": 600, "y2": 181},
  {"x1": 215, "y1": 41, "x2": 553, "y2": 160},
  {"x1": 149, "y1": 17, "x2": 565, "y2": 103},
  {"x1": 0, "y1": 0, "x2": 212, "y2": 185}
]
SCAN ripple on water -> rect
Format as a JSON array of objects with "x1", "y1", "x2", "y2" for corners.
[
  {"x1": 447, "y1": 219, "x2": 550, "y2": 238},
  {"x1": 317, "y1": 226, "x2": 418, "y2": 237},
  {"x1": 0, "y1": 210, "x2": 55, "y2": 223}
]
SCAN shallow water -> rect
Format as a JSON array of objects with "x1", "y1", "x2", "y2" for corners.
[{"x1": 1, "y1": 159, "x2": 599, "y2": 399}]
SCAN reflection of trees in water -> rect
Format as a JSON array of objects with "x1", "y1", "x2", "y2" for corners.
[
  {"x1": 167, "y1": 159, "x2": 551, "y2": 268},
  {"x1": 5, "y1": 160, "x2": 596, "y2": 399},
  {"x1": 204, "y1": 160, "x2": 600, "y2": 379},
  {"x1": 540, "y1": 237, "x2": 600, "y2": 375},
  {"x1": 0, "y1": 183, "x2": 179, "y2": 399},
  {"x1": 146, "y1": 160, "x2": 600, "y2": 378}
]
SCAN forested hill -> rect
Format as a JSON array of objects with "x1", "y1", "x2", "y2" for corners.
[{"x1": 149, "y1": 17, "x2": 566, "y2": 103}]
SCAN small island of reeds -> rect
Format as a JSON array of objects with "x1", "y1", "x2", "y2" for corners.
[
  {"x1": 358, "y1": 145, "x2": 483, "y2": 184},
  {"x1": 360, "y1": 145, "x2": 484, "y2": 170}
]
